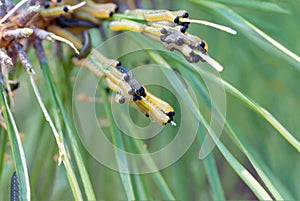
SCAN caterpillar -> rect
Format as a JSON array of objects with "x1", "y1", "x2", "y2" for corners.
[
  {"x1": 73, "y1": 48, "x2": 176, "y2": 126},
  {"x1": 1, "y1": 0, "x2": 233, "y2": 126},
  {"x1": 10, "y1": 172, "x2": 19, "y2": 201}
]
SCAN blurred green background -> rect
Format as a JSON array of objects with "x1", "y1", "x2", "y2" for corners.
[{"x1": 0, "y1": 0, "x2": 299, "y2": 200}]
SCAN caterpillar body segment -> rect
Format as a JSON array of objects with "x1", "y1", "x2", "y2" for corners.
[
  {"x1": 60, "y1": 0, "x2": 78, "y2": 5},
  {"x1": 105, "y1": 67, "x2": 135, "y2": 97},
  {"x1": 85, "y1": 0, "x2": 117, "y2": 12},
  {"x1": 72, "y1": 57, "x2": 105, "y2": 78},
  {"x1": 86, "y1": 1, "x2": 117, "y2": 13},
  {"x1": 128, "y1": 79, "x2": 145, "y2": 97},
  {"x1": 116, "y1": 65, "x2": 133, "y2": 79},
  {"x1": 112, "y1": 67, "x2": 132, "y2": 83},
  {"x1": 147, "y1": 21, "x2": 187, "y2": 33},
  {"x1": 114, "y1": 64, "x2": 145, "y2": 97},
  {"x1": 103, "y1": 64, "x2": 131, "y2": 87},
  {"x1": 106, "y1": 64, "x2": 126, "y2": 80},
  {"x1": 108, "y1": 19, "x2": 170, "y2": 36},
  {"x1": 135, "y1": 99, "x2": 172, "y2": 126},
  {"x1": 114, "y1": 93, "x2": 126, "y2": 104},
  {"x1": 42, "y1": 1, "x2": 56, "y2": 10},
  {"x1": 108, "y1": 19, "x2": 163, "y2": 37},
  {"x1": 143, "y1": 10, "x2": 187, "y2": 24},
  {"x1": 160, "y1": 32, "x2": 185, "y2": 46},
  {"x1": 148, "y1": 21, "x2": 177, "y2": 28},
  {"x1": 124, "y1": 9, "x2": 171, "y2": 16},
  {"x1": 160, "y1": 27, "x2": 208, "y2": 52},
  {"x1": 91, "y1": 50, "x2": 120, "y2": 68},
  {"x1": 73, "y1": 11, "x2": 100, "y2": 24},
  {"x1": 143, "y1": 31, "x2": 204, "y2": 63},
  {"x1": 143, "y1": 25, "x2": 163, "y2": 37},
  {"x1": 134, "y1": 100, "x2": 150, "y2": 118},
  {"x1": 142, "y1": 32, "x2": 161, "y2": 43},
  {"x1": 124, "y1": 9, "x2": 188, "y2": 24},
  {"x1": 143, "y1": 27, "x2": 207, "y2": 63},
  {"x1": 105, "y1": 77, "x2": 134, "y2": 103},
  {"x1": 144, "y1": 89, "x2": 175, "y2": 118},
  {"x1": 163, "y1": 42, "x2": 204, "y2": 63},
  {"x1": 39, "y1": 1, "x2": 86, "y2": 17},
  {"x1": 108, "y1": 19, "x2": 145, "y2": 32},
  {"x1": 47, "y1": 25, "x2": 82, "y2": 49},
  {"x1": 56, "y1": 17, "x2": 98, "y2": 29},
  {"x1": 185, "y1": 33, "x2": 208, "y2": 52},
  {"x1": 77, "y1": 1, "x2": 117, "y2": 19},
  {"x1": 77, "y1": 6, "x2": 113, "y2": 19}
]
